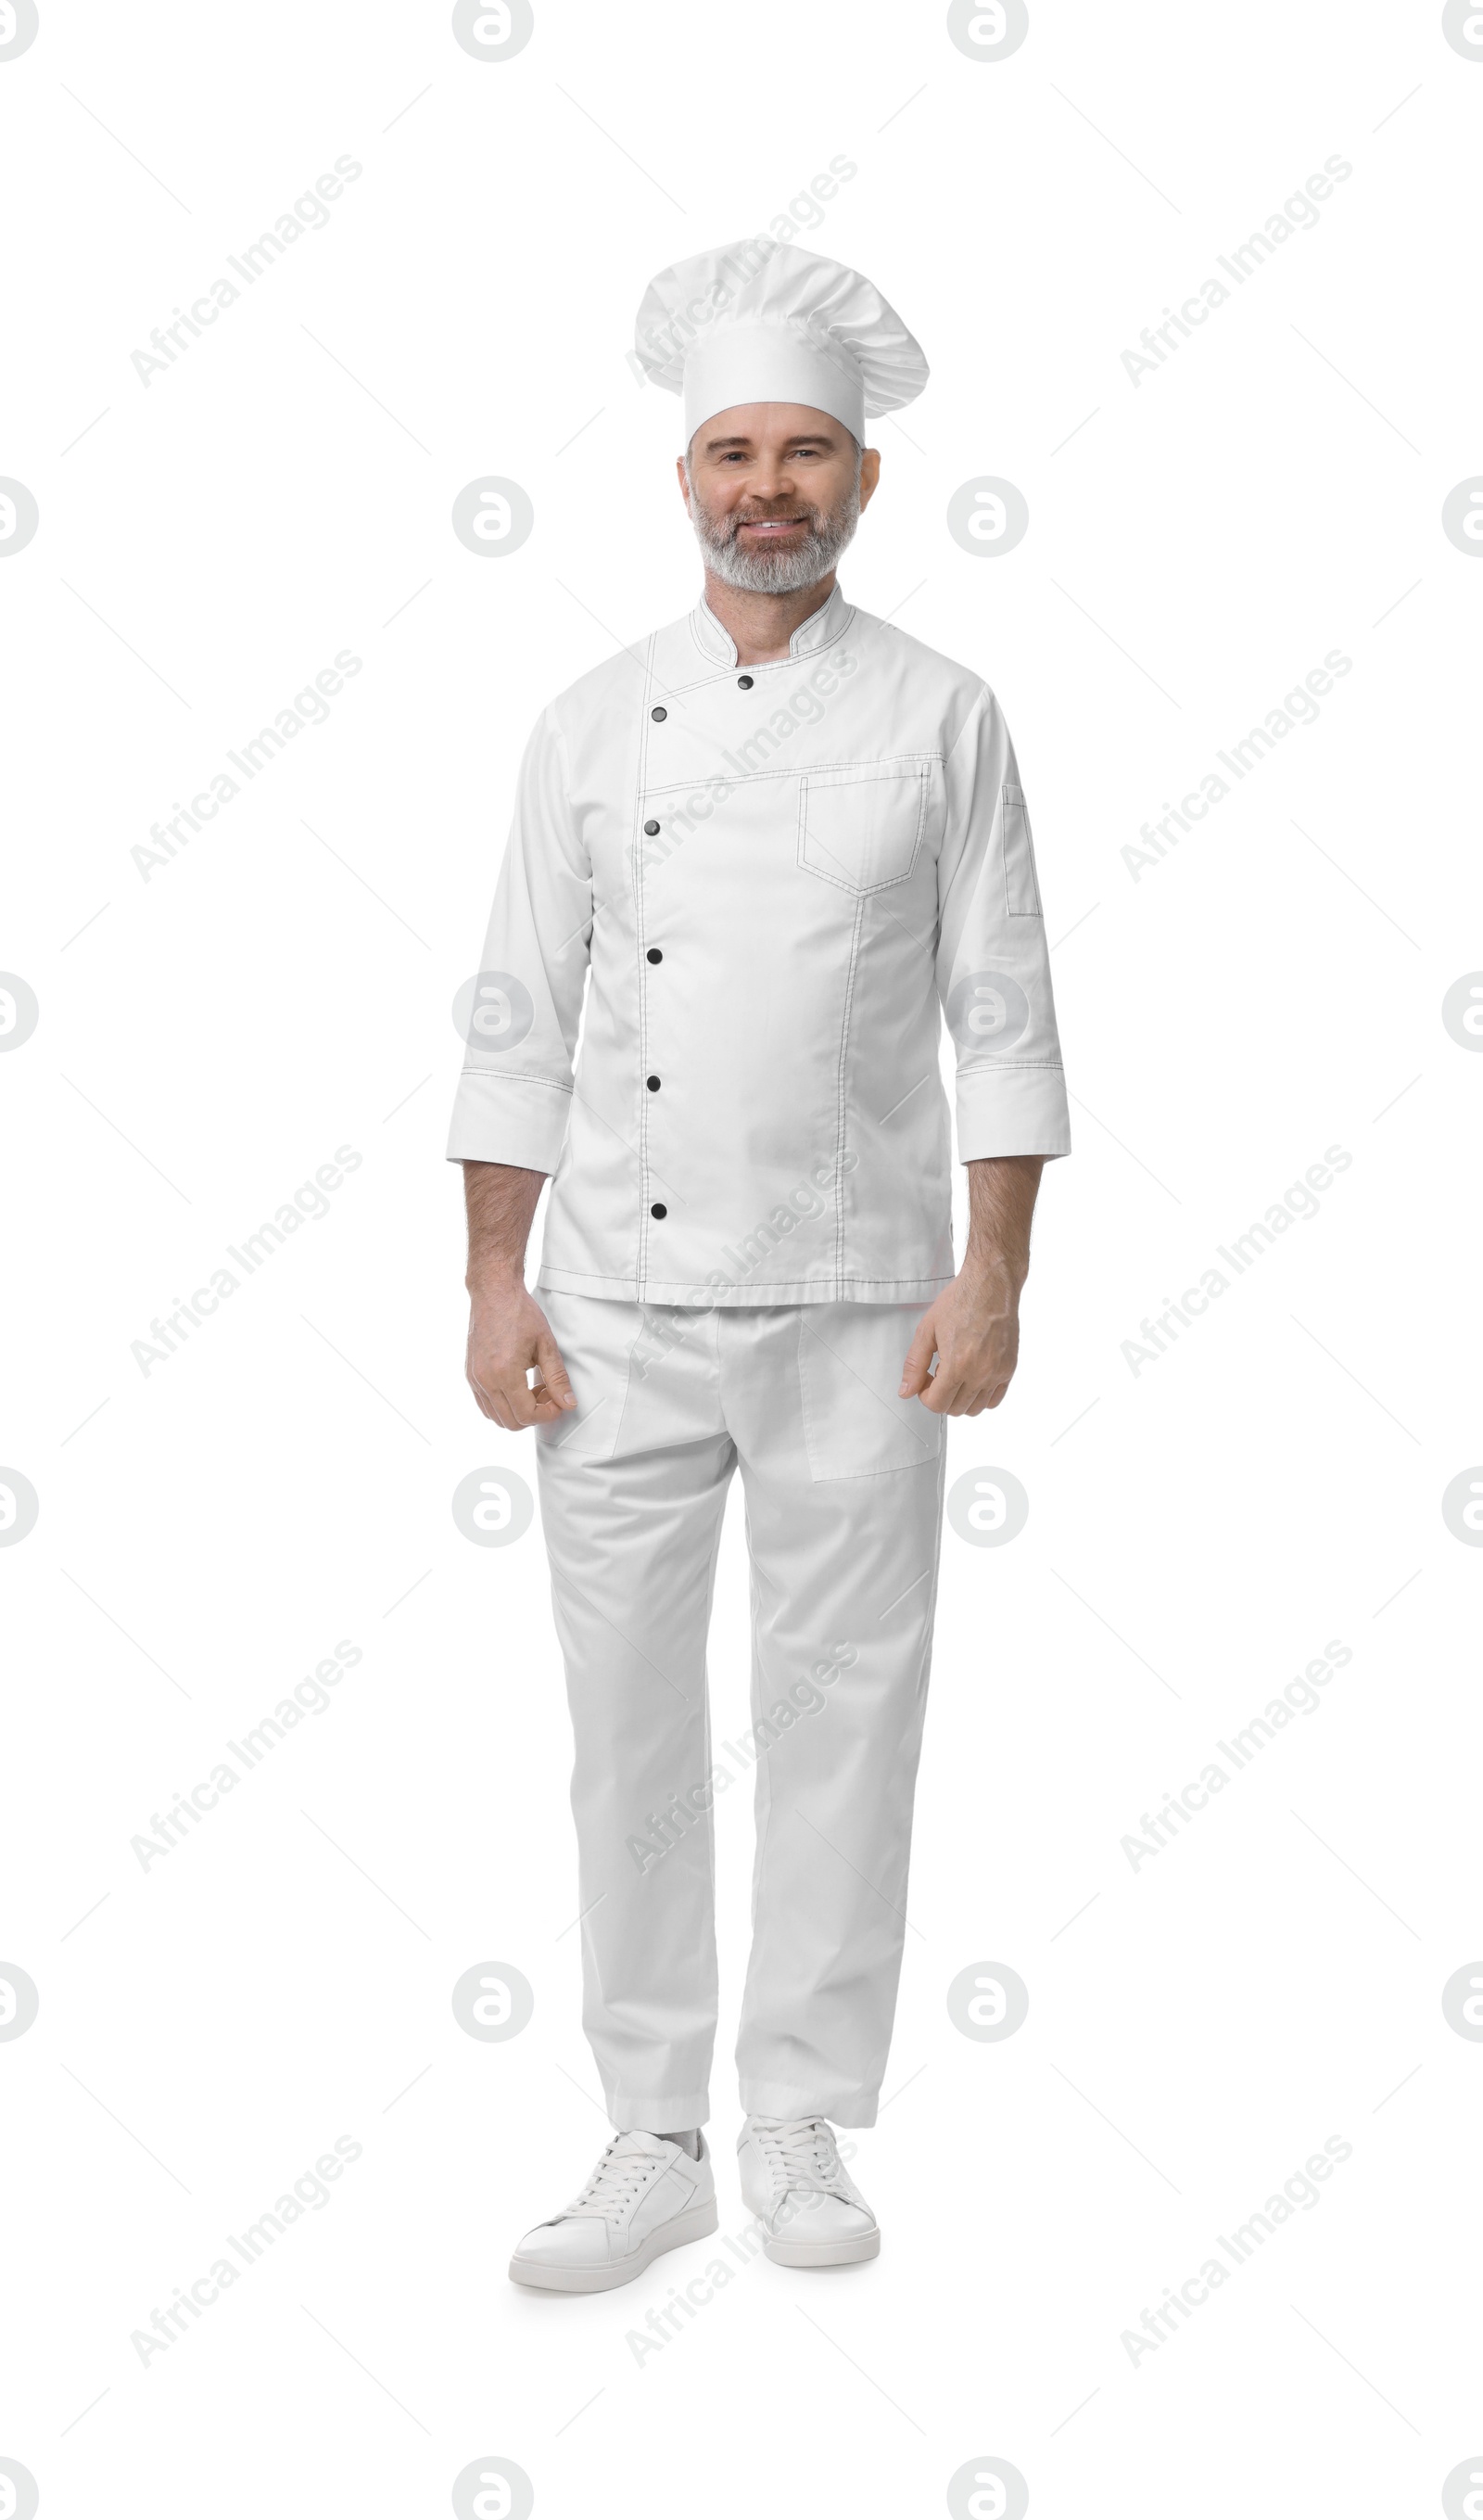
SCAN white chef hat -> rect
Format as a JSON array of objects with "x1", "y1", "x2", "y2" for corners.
[{"x1": 634, "y1": 239, "x2": 929, "y2": 447}]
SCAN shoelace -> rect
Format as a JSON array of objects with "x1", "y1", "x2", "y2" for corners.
[
  {"x1": 563, "y1": 2138, "x2": 672, "y2": 2221},
  {"x1": 752, "y1": 2117, "x2": 852, "y2": 2202}
]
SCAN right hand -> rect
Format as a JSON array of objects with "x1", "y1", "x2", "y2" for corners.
[{"x1": 465, "y1": 1283, "x2": 577, "y2": 1430}]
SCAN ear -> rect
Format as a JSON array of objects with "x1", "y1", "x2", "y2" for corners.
[
  {"x1": 858, "y1": 447, "x2": 882, "y2": 513},
  {"x1": 675, "y1": 453, "x2": 692, "y2": 509}
]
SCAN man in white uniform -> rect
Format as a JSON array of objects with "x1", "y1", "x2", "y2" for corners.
[{"x1": 449, "y1": 240, "x2": 1070, "y2": 2290}]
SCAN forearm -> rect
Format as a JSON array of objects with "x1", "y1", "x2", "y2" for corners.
[
  {"x1": 899, "y1": 1155, "x2": 1045, "y2": 1414},
  {"x1": 459, "y1": 1163, "x2": 574, "y2": 1426},
  {"x1": 463, "y1": 1160, "x2": 546, "y2": 1293},
  {"x1": 963, "y1": 1154, "x2": 1044, "y2": 1289}
]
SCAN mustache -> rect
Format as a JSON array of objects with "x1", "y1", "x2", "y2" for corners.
[
  {"x1": 690, "y1": 476, "x2": 861, "y2": 592},
  {"x1": 722, "y1": 503, "x2": 825, "y2": 538}
]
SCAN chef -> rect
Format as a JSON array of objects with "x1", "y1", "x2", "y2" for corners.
[{"x1": 449, "y1": 238, "x2": 1071, "y2": 2293}]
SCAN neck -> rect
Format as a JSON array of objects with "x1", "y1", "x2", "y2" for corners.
[{"x1": 700, "y1": 568, "x2": 836, "y2": 664}]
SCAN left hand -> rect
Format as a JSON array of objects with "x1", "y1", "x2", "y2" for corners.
[{"x1": 899, "y1": 1259, "x2": 1022, "y2": 1416}]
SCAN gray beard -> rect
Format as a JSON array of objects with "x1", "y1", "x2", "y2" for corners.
[{"x1": 689, "y1": 483, "x2": 861, "y2": 593}]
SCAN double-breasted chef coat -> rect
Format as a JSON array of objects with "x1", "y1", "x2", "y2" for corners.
[
  {"x1": 447, "y1": 579, "x2": 1070, "y2": 1299},
  {"x1": 448, "y1": 579, "x2": 1071, "y2": 2131}
]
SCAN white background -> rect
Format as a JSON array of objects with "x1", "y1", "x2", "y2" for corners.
[{"x1": 3, "y1": 2, "x2": 1482, "y2": 2514}]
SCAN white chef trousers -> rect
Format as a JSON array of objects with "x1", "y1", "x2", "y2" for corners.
[{"x1": 534, "y1": 1289, "x2": 945, "y2": 2132}]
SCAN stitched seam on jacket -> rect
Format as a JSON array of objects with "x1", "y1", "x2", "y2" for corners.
[
  {"x1": 798, "y1": 763, "x2": 929, "y2": 897},
  {"x1": 632, "y1": 632, "x2": 657, "y2": 1303},
  {"x1": 456, "y1": 1070, "x2": 573, "y2": 1093},
  {"x1": 958, "y1": 1059, "x2": 1065, "y2": 1075},
  {"x1": 689, "y1": 611, "x2": 736, "y2": 668},
  {"x1": 687, "y1": 600, "x2": 856, "y2": 672},
  {"x1": 537, "y1": 1266, "x2": 951, "y2": 1291},
  {"x1": 640, "y1": 748, "x2": 942, "y2": 802},
  {"x1": 831, "y1": 890, "x2": 868, "y2": 1297}
]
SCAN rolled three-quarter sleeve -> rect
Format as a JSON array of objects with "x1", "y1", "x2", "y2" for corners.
[
  {"x1": 446, "y1": 706, "x2": 592, "y2": 1174},
  {"x1": 935, "y1": 688, "x2": 1071, "y2": 1163}
]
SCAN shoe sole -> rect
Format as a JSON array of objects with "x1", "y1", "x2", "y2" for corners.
[
  {"x1": 508, "y1": 2197, "x2": 718, "y2": 2293},
  {"x1": 763, "y1": 2228, "x2": 881, "y2": 2268}
]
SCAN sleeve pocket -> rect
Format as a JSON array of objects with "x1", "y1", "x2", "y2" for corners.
[{"x1": 1001, "y1": 783, "x2": 1043, "y2": 917}]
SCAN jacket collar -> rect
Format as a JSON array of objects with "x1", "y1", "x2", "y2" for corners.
[{"x1": 691, "y1": 579, "x2": 854, "y2": 668}]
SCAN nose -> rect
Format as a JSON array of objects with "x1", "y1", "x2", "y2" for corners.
[{"x1": 748, "y1": 454, "x2": 794, "y2": 504}]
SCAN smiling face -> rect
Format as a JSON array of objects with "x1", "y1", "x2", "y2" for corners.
[{"x1": 679, "y1": 402, "x2": 881, "y2": 594}]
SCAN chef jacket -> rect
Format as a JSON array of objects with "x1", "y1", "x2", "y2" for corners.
[{"x1": 446, "y1": 580, "x2": 1071, "y2": 1307}]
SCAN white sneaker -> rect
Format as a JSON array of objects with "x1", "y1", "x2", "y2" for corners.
[
  {"x1": 738, "y1": 2115, "x2": 880, "y2": 2266},
  {"x1": 508, "y1": 2130, "x2": 717, "y2": 2293}
]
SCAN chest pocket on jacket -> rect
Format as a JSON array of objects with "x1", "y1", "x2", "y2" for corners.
[{"x1": 798, "y1": 762, "x2": 928, "y2": 896}]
